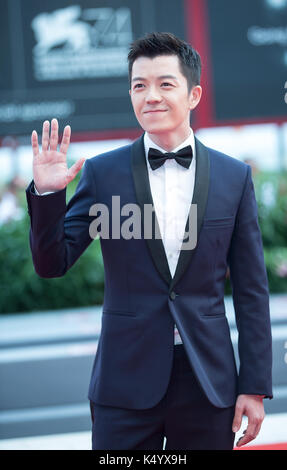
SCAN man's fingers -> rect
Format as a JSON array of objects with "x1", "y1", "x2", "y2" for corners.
[
  {"x1": 66, "y1": 157, "x2": 86, "y2": 183},
  {"x1": 59, "y1": 125, "x2": 71, "y2": 155},
  {"x1": 233, "y1": 395, "x2": 265, "y2": 448},
  {"x1": 42, "y1": 120, "x2": 50, "y2": 152},
  {"x1": 236, "y1": 420, "x2": 263, "y2": 447},
  {"x1": 31, "y1": 130, "x2": 39, "y2": 157},
  {"x1": 50, "y1": 118, "x2": 59, "y2": 151},
  {"x1": 236, "y1": 429, "x2": 256, "y2": 447},
  {"x1": 232, "y1": 405, "x2": 243, "y2": 433}
]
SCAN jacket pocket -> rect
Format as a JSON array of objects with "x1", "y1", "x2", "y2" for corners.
[
  {"x1": 202, "y1": 216, "x2": 234, "y2": 228},
  {"x1": 201, "y1": 311, "x2": 226, "y2": 318},
  {"x1": 103, "y1": 309, "x2": 136, "y2": 317}
]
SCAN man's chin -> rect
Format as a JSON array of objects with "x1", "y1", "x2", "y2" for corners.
[{"x1": 143, "y1": 125, "x2": 172, "y2": 135}]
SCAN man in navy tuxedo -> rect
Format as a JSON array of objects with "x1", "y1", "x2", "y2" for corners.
[{"x1": 26, "y1": 32, "x2": 272, "y2": 450}]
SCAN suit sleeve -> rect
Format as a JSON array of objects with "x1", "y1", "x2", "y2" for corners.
[
  {"x1": 26, "y1": 158, "x2": 97, "y2": 278},
  {"x1": 227, "y1": 165, "x2": 273, "y2": 399}
]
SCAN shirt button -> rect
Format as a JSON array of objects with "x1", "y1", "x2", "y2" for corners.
[{"x1": 169, "y1": 291, "x2": 177, "y2": 301}]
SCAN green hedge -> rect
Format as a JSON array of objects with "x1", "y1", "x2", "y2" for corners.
[
  {"x1": 0, "y1": 174, "x2": 104, "y2": 314},
  {"x1": 225, "y1": 170, "x2": 287, "y2": 296},
  {"x1": 0, "y1": 169, "x2": 286, "y2": 314},
  {"x1": 0, "y1": 214, "x2": 104, "y2": 314},
  {"x1": 256, "y1": 170, "x2": 287, "y2": 293}
]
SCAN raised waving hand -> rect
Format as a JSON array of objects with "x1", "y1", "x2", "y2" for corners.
[{"x1": 32, "y1": 118, "x2": 85, "y2": 194}]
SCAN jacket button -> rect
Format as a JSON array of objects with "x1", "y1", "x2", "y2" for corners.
[{"x1": 169, "y1": 291, "x2": 177, "y2": 300}]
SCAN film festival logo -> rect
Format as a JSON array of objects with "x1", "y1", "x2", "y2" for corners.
[
  {"x1": 88, "y1": 197, "x2": 198, "y2": 251},
  {"x1": 31, "y1": 5, "x2": 132, "y2": 81}
]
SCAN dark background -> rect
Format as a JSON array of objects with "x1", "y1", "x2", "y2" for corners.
[
  {"x1": 1, "y1": 0, "x2": 286, "y2": 138},
  {"x1": 0, "y1": 0, "x2": 185, "y2": 136},
  {"x1": 207, "y1": 0, "x2": 287, "y2": 121}
]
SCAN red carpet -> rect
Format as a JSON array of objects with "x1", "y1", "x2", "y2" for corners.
[{"x1": 235, "y1": 442, "x2": 287, "y2": 450}]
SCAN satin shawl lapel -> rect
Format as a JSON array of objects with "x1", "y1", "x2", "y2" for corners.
[
  {"x1": 131, "y1": 135, "x2": 172, "y2": 286},
  {"x1": 130, "y1": 135, "x2": 210, "y2": 290},
  {"x1": 169, "y1": 137, "x2": 210, "y2": 292}
]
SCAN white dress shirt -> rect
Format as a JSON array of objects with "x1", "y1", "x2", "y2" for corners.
[{"x1": 144, "y1": 129, "x2": 196, "y2": 344}]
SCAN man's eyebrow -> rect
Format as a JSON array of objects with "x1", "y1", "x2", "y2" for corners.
[
  {"x1": 131, "y1": 77, "x2": 146, "y2": 82},
  {"x1": 131, "y1": 75, "x2": 179, "y2": 82},
  {"x1": 158, "y1": 75, "x2": 178, "y2": 81}
]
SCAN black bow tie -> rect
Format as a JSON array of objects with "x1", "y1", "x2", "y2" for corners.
[{"x1": 148, "y1": 145, "x2": 193, "y2": 170}]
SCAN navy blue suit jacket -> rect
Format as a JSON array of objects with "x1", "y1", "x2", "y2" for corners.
[{"x1": 26, "y1": 135, "x2": 273, "y2": 409}]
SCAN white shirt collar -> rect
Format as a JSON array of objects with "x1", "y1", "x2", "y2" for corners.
[{"x1": 144, "y1": 128, "x2": 196, "y2": 164}]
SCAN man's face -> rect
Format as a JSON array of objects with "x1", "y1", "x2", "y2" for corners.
[{"x1": 129, "y1": 54, "x2": 201, "y2": 137}]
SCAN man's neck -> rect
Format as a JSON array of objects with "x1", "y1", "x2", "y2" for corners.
[{"x1": 147, "y1": 128, "x2": 192, "y2": 152}]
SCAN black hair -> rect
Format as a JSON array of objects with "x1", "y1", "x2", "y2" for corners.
[{"x1": 127, "y1": 32, "x2": 201, "y2": 92}]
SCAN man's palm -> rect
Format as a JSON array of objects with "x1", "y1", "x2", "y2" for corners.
[{"x1": 32, "y1": 118, "x2": 85, "y2": 194}]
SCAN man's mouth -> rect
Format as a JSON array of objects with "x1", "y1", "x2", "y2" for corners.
[{"x1": 143, "y1": 109, "x2": 168, "y2": 114}]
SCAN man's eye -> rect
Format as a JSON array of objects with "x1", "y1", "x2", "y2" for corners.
[
  {"x1": 161, "y1": 82, "x2": 172, "y2": 87},
  {"x1": 134, "y1": 83, "x2": 144, "y2": 89}
]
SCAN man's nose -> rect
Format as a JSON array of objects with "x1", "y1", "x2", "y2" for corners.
[{"x1": 145, "y1": 86, "x2": 162, "y2": 102}]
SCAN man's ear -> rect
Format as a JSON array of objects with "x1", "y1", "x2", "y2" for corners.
[{"x1": 189, "y1": 85, "x2": 202, "y2": 111}]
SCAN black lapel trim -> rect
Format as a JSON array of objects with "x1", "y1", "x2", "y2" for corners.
[
  {"x1": 131, "y1": 135, "x2": 172, "y2": 286},
  {"x1": 169, "y1": 137, "x2": 210, "y2": 292}
]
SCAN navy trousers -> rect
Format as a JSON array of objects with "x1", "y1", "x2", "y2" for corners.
[{"x1": 90, "y1": 344, "x2": 235, "y2": 450}]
